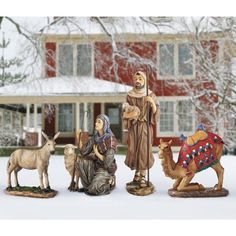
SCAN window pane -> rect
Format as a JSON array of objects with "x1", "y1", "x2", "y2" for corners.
[
  {"x1": 58, "y1": 45, "x2": 73, "y2": 76},
  {"x1": 177, "y1": 100, "x2": 193, "y2": 132},
  {"x1": 77, "y1": 44, "x2": 92, "y2": 76},
  {"x1": 160, "y1": 101, "x2": 174, "y2": 132},
  {"x1": 159, "y1": 44, "x2": 174, "y2": 76},
  {"x1": 58, "y1": 104, "x2": 74, "y2": 132},
  {"x1": 178, "y1": 44, "x2": 193, "y2": 75}
]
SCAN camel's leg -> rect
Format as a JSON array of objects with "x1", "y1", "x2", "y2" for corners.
[
  {"x1": 14, "y1": 167, "x2": 22, "y2": 187},
  {"x1": 7, "y1": 162, "x2": 16, "y2": 188},
  {"x1": 211, "y1": 162, "x2": 224, "y2": 191},
  {"x1": 177, "y1": 174, "x2": 205, "y2": 192},
  {"x1": 38, "y1": 168, "x2": 44, "y2": 189},
  {"x1": 43, "y1": 168, "x2": 50, "y2": 189},
  {"x1": 173, "y1": 178, "x2": 182, "y2": 190}
]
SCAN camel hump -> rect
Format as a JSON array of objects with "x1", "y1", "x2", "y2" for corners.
[{"x1": 186, "y1": 130, "x2": 208, "y2": 146}]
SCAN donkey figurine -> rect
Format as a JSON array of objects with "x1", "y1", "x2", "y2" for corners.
[{"x1": 7, "y1": 131, "x2": 60, "y2": 190}]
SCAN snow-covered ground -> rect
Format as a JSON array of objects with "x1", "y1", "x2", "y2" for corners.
[{"x1": 0, "y1": 153, "x2": 236, "y2": 219}]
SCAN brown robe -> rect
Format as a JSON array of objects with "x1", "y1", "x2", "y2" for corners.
[{"x1": 124, "y1": 91, "x2": 158, "y2": 170}]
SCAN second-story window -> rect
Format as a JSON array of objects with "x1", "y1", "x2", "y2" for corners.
[
  {"x1": 159, "y1": 42, "x2": 194, "y2": 78},
  {"x1": 58, "y1": 45, "x2": 73, "y2": 76},
  {"x1": 58, "y1": 43, "x2": 92, "y2": 77},
  {"x1": 77, "y1": 44, "x2": 92, "y2": 76},
  {"x1": 178, "y1": 43, "x2": 193, "y2": 76},
  {"x1": 159, "y1": 44, "x2": 174, "y2": 76}
]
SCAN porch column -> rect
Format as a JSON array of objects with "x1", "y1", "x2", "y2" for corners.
[
  {"x1": 75, "y1": 102, "x2": 80, "y2": 131},
  {"x1": 34, "y1": 104, "x2": 37, "y2": 132},
  {"x1": 101, "y1": 103, "x2": 105, "y2": 114},
  {"x1": 26, "y1": 103, "x2": 30, "y2": 132},
  {"x1": 84, "y1": 102, "x2": 88, "y2": 131}
]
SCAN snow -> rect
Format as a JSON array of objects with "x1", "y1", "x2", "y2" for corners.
[
  {"x1": 37, "y1": 17, "x2": 223, "y2": 36},
  {"x1": 0, "y1": 76, "x2": 132, "y2": 96},
  {"x1": 0, "y1": 153, "x2": 236, "y2": 219}
]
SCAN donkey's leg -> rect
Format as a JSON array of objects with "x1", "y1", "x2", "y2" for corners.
[
  {"x1": 211, "y1": 162, "x2": 224, "y2": 191},
  {"x1": 14, "y1": 167, "x2": 22, "y2": 187},
  {"x1": 44, "y1": 168, "x2": 50, "y2": 189},
  {"x1": 177, "y1": 174, "x2": 205, "y2": 192},
  {"x1": 7, "y1": 162, "x2": 16, "y2": 188},
  {"x1": 38, "y1": 168, "x2": 44, "y2": 189}
]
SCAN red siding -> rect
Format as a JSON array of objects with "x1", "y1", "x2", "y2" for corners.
[
  {"x1": 44, "y1": 43, "x2": 56, "y2": 138},
  {"x1": 45, "y1": 42, "x2": 56, "y2": 78},
  {"x1": 94, "y1": 42, "x2": 157, "y2": 85},
  {"x1": 94, "y1": 103, "x2": 101, "y2": 120}
]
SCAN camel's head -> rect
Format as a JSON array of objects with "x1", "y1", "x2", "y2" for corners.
[{"x1": 158, "y1": 139, "x2": 173, "y2": 160}]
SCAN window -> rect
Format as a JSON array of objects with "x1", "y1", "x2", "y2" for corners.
[
  {"x1": 58, "y1": 43, "x2": 92, "y2": 77},
  {"x1": 159, "y1": 43, "x2": 194, "y2": 77},
  {"x1": 178, "y1": 44, "x2": 193, "y2": 75},
  {"x1": 158, "y1": 99, "x2": 195, "y2": 136},
  {"x1": 159, "y1": 44, "x2": 174, "y2": 76},
  {"x1": 160, "y1": 101, "x2": 174, "y2": 132},
  {"x1": 58, "y1": 45, "x2": 73, "y2": 76},
  {"x1": 58, "y1": 104, "x2": 74, "y2": 132},
  {"x1": 77, "y1": 44, "x2": 92, "y2": 76},
  {"x1": 177, "y1": 100, "x2": 193, "y2": 132}
]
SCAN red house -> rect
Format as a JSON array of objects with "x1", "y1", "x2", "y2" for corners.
[{"x1": 34, "y1": 17, "x2": 231, "y2": 147}]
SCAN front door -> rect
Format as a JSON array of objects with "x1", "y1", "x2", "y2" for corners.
[{"x1": 105, "y1": 103, "x2": 122, "y2": 141}]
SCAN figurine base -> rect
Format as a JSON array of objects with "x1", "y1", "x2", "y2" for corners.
[
  {"x1": 168, "y1": 187, "x2": 229, "y2": 198},
  {"x1": 126, "y1": 181, "x2": 155, "y2": 196},
  {"x1": 5, "y1": 186, "x2": 57, "y2": 198}
]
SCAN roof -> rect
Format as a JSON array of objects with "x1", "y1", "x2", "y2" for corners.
[
  {"x1": 0, "y1": 76, "x2": 132, "y2": 104},
  {"x1": 36, "y1": 17, "x2": 222, "y2": 36}
]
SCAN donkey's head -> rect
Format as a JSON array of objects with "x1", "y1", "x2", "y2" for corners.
[{"x1": 42, "y1": 131, "x2": 60, "y2": 154}]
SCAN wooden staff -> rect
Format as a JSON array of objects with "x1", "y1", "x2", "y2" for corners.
[
  {"x1": 69, "y1": 111, "x2": 87, "y2": 191},
  {"x1": 146, "y1": 68, "x2": 150, "y2": 187}
]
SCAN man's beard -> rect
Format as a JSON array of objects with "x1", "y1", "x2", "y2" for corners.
[{"x1": 135, "y1": 83, "x2": 145, "y2": 90}]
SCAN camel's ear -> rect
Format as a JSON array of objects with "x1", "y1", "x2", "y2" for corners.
[
  {"x1": 42, "y1": 131, "x2": 49, "y2": 141},
  {"x1": 53, "y1": 132, "x2": 60, "y2": 141},
  {"x1": 168, "y1": 140, "x2": 173, "y2": 145},
  {"x1": 160, "y1": 138, "x2": 164, "y2": 144}
]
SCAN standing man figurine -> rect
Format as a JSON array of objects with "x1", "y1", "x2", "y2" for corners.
[{"x1": 123, "y1": 71, "x2": 159, "y2": 196}]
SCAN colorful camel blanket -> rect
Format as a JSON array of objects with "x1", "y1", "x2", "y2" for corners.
[{"x1": 177, "y1": 131, "x2": 224, "y2": 173}]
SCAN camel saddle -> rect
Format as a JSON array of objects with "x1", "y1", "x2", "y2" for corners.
[
  {"x1": 186, "y1": 130, "x2": 208, "y2": 146},
  {"x1": 177, "y1": 131, "x2": 224, "y2": 173}
]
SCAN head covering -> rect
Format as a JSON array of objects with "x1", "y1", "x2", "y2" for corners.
[
  {"x1": 128, "y1": 71, "x2": 152, "y2": 98},
  {"x1": 94, "y1": 114, "x2": 114, "y2": 144}
]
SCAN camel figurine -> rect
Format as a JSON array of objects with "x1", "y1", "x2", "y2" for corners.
[{"x1": 158, "y1": 126, "x2": 227, "y2": 195}]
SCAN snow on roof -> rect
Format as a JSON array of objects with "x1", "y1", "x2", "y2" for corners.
[
  {"x1": 0, "y1": 76, "x2": 132, "y2": 96},
  {"x1": 37, "y1": 17, "x2": 224, "y2": 37},
  {"x1": 37, "y1": 17, "x2": 188, "y2": 36}
]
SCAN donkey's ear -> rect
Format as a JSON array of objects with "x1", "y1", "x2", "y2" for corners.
[
  {"x1": 160, "y1": 138, "x2": 164, "y2": 144},
  {"x1": 168, "y1": 140, "x2": 173, "y2": 145},
  {"x1": 42, "y1": 131, "x2": 49, "y2": 141},
  {"x1": 53, "y1": 132, "x2": 60, "y2": 140}
]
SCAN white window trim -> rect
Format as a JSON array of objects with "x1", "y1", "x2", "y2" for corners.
[
  {"x1": 55, "y1": 103, "x2": 75, "y2": 137},
  {"x1": 157, "y1": 40, "x2": 196, "y2": 80},
  {"x1": 157, "y1": 96, "x2": 196, "y2": 137},
  {"x1": 56, "y1": 42, "x2": 93, "y2": 77}
]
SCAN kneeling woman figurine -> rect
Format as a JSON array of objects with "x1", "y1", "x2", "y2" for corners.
[{"x1": 77, "y1": 114, "x2": 118, "y2": 196}]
